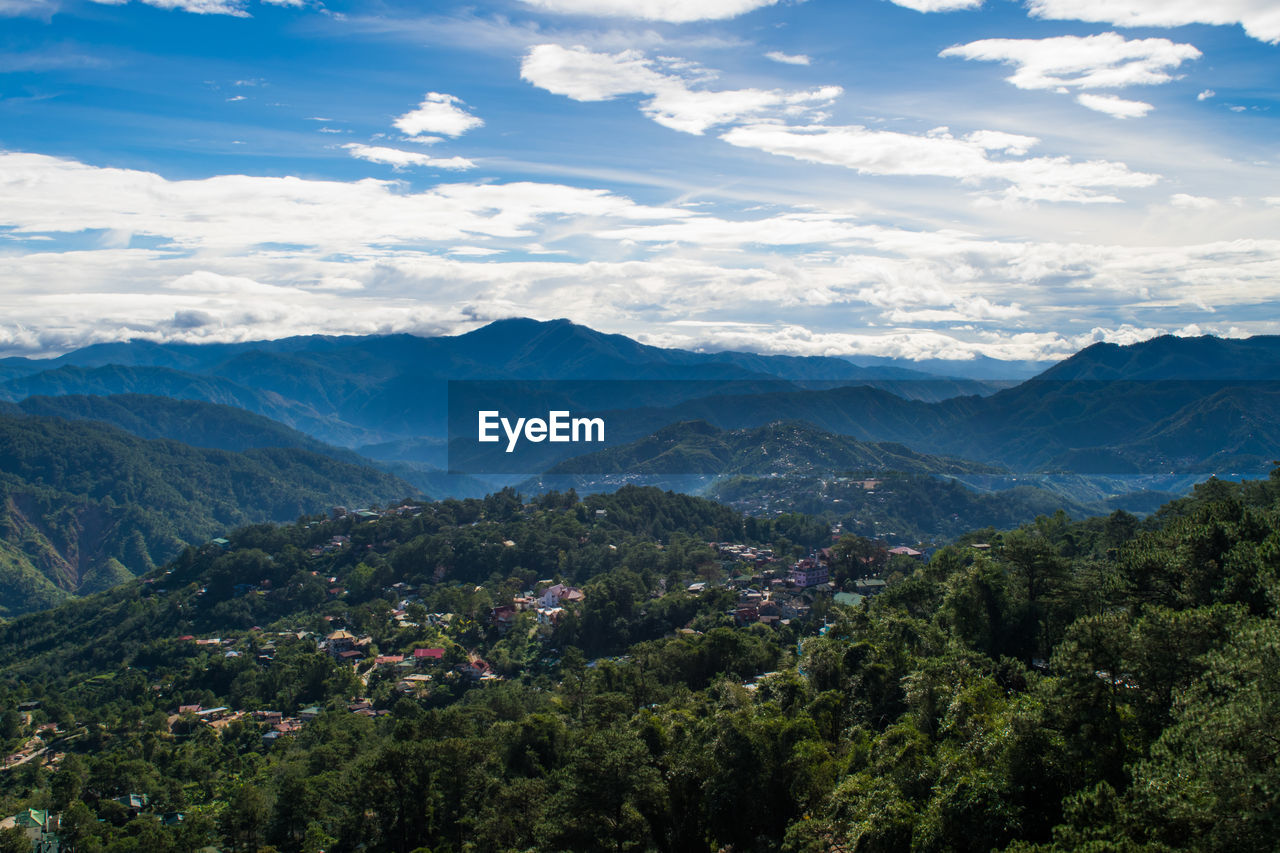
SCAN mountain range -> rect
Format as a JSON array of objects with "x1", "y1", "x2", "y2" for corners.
[
  {"x1": 0, "y1": 318, "x2": 1002, "y2": 451},
  {"x1": 2, "y1": 319, "x2": 1278, "y2": 616}
]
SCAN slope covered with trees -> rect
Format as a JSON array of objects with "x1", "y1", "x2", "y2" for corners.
[
  {"x1": 545, "y1": 420, "x2": 1002, "y2": 477},
  {"x1": 0, "y1": 412, "x2": 416, "y2": 616},
  {"x1": 0, "y1": 473, "x2": 1275, "y2": 851}
]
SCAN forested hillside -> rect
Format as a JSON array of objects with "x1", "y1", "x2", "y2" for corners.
[
  {"x1": 0, "y1": 473, "x2": 1276, "y2": 852},
  {"x1": 544, "y1": 420, "x2": 1002, "y2": 477},
  {"x1": 0, "y1": 412, "x2": 416, "y2": 616}
]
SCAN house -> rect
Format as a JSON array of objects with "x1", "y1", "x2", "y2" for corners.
[
  {"x1": 460, "y1": 658, "x2": 491, "y2": 680},
  {"x1": 536, "y1": 606, "x2": 564, "y2": 626},
  {"x1": 491, "y1": 604, "x2": 518, "y2": 633},
  {"x1": 540, "y1": 584, "x2": 584, "y2": 608},
  {"x1": 788, "y1": 557, "x2": 829, "y2": 588},
  {"x1": 10, "y1": 808, "x2": 59, "y2": 845},
  {"x1": 113, "y1": 794, "x2": 149, "y2": 816},
  {"x1": 325, "y1": 629, "x2": 357, "y2": 657},
  {"x1": 413, "y1": 647, "x2": 445, "y2": 662},
  {"x1": 888, "y1": 546, "x2": 923, "y2": 559}
]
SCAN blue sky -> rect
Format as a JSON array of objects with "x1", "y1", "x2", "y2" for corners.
[{"x1": 1, "y1": 0, "x2": 1278, "y2": 361}]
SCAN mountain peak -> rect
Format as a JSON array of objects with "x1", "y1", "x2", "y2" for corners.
[{"x1": 1035, "y1": 334, "x2": 1280, "y2": 381}]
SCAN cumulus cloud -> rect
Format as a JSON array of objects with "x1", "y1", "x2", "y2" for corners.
[
  {"x1": 765, "y1": 50, "x2": 810, "y2": 65},
  {"x1": 1075, "y1": 92, "x2": 1154, "y2": 117},
  {"x1": 393, "y1": 92, "x2": 483, "y2": 138},
  {"x1": 521, "y1": 44, "x2": 841, "y2": 135},
  {"x1": 1026, "y1": 0, "x2": 1280, "y2": 45},
  {"x1": 515, "y1": 0, "x2": 781, "y2": 23},
  {"x1": 1197, "y1": 89, "x2": 1215, "y2": 100},
  {"x1": 342, "y1": 143, "x2": 475, "y2": 171}
]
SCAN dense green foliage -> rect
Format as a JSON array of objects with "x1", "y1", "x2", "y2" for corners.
[
  {"x1": 709, "y1": 471, "x2": 1176, "y2": 544},
  {"x1": 547, "y1": 420, "x2": 1002, "y2": 477},
  {"x1": 0, "y1": 412, "x2": 416, "y2": 616},
  {"x1": 13, "y1": 394, "x2": 362, "y2": 461},
  {"x1": 0, "y1": 474, "x2": 1277, "y2": 851}
]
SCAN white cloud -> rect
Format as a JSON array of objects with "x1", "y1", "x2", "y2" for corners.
[
  {"x1": 0, "y1": 0, "x2": 56, "y2": 17},
  {"x1": 940, "y1": 32, "x2": 1200, "y2": 91},
  {"x1": 765, "y1": 50, "x2": 810, "y2": 65},
  {"x1": 1169, "y1": 193, "x2": 1220, "y2": 209},
  {"x1": 887, "y1": 0, "x2": 982, "y2": 11},
  {"x1": 964, "y1": 130, "x2": 1039, "y2": 156},
  {"x1": 1, "y1": 151, "x2": 1276, "y2": 362},
  {"x1": 1197, "y1": 89, "x2": 1215, "y2": 100},
  {"x1": 719, "y1": 123, "x2": 1158, "y2": 202},
  {"x1": 0, "y1": 152, "x2": 685, "y2": 252},
  {"x1": 525, "y1": 44, "x2": 1154, "y2": 202},
  {"x1": 90, "y1": 0, "x2": 249, "y2": 15},
  {"x1": 1076, "y1": 92, "x2": 1154, "y2": 118},
  {"x1": 521, "y1": 44, "x2": 841, "y2": 135},
  {"x1": 1026, "y1": 0, "x2": 1280, "y2": 45},
  {"x1": 515, "y1": 0, "x2": 781, "y2": 23},
  {"x1": 392, "y1": 92, "x2": 483, "y2": 138},
  {"x1": 342, "y1": 144, "x2": 475, "y2": 171},
  {"x1": 87, "y1": 0, "x2": 301, "y2": 12}
]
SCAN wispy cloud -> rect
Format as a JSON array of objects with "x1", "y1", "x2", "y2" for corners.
[
  {"x1": 343, "y1": 143, "x2": 475, "y2": 171},
  {"x1": 941, "y1": 32, "x2": 1199, "y2": 91},
  {"x1": 521, "y1": 44, "x2": 840, "y2": 135},
  {"x1": 886, "y1": 0, "x2": 982, "y2": 12},
  {"x1": 87, "y1": 0, "x2": 302, "y2": 15},
  {"x1": 515, "y1": 0, "x2": 781, "y2": 23},
  {"x1": 765, "y1": 50, "x2": 810, "y2": 66},
  {"x1": 1026, "y1": 0, "x2": 1280, "y2": 45},
  {"x1": 941, "y1": 32, "x2": 1198, "y2": 117},
  {"x1": 1075, "y1": 92, "x2": 1153, "y2": 118}
]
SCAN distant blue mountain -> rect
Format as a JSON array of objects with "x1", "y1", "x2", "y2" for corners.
[{"x1": 0, "y1": 318, "x2": 997, "y2": 449}]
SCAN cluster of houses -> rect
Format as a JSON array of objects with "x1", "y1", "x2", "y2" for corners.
[
  {"x1": 490, "y1": 581, "x2": 586, "y2": 634},
  {"x1": 700, "y1": 541, "x2": 912, "y2": 627},
  {"x1": 308, "y1": 533, "x2": 350, "y2": 557},
  {"x1": 710, "y1": 542, "x2": 777, "y2": 565},
  {"x1": 169, "y1": 698, "x2": 393, "y2": 746},
  {"x1": 3, "y1": 797, "x2": 185, "y2": 850}
]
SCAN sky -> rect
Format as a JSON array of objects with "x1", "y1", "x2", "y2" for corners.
[{"x1": 1, "y1": 0, "x2": 1278, "y2": 362}]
